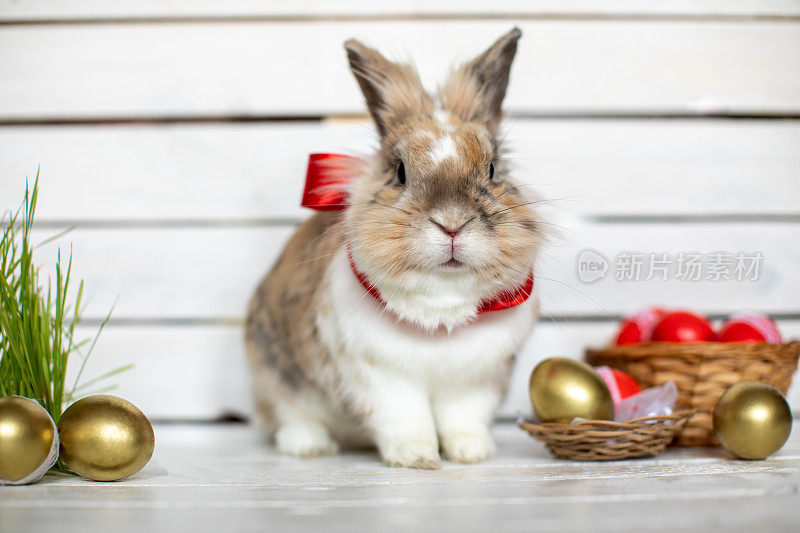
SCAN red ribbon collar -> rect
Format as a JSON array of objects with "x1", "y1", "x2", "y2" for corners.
[{"x1": 303, "y1": 153, "x2": 534, "y2": 315}]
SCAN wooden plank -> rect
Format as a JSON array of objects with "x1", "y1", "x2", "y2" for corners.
[
  {"x1": 31, "y1": 226, "x2": 294, "y2": 321},
  {"x1": 4, "y1": 422, "x2": 800, "y2": 533},
  {"x1": 0, "y1": 121, "x2": 374, "y2": 221},
  {"x1": 2, "y1": 1, "x2": 799, "y2": 22},
  {"x1": 70, "y1": 324, "x2": 252, "y2": 420},
  {"x1": 30, "y1": 222, "x2": 800, "y2": 320},
  {"x1": 72, "y1": 320, "x2": 800, "y2": 421},
  {"x1": 5, "y1": 422, "x2": 800, "y2": 533},
  {"x1": 2, "y1": 119, "x2": 799, "y2": 220},
  {"x1": 537, "y1": 220, "x2": 800, "y2": 317},
  {"x1": 2, "y1": 21, "x2": 799, "y2": 120}
]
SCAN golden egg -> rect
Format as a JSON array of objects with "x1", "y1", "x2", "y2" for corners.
[
  {"x1": 713, "y1": 382, "x2": 791, "y2": 460},
  {"x1": 529, "y1": 357, "x2": 614, "y2": 423},
  {"x1": 58, "y1": 395, "x2": 155, "y2": 481},
  {"x1": 0, "y1": 396, "x2": 59, "y2": 485}
]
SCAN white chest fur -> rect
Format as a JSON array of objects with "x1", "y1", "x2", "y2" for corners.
[{"x1": 318, "y1": 250, "x2": 536, "y2": 388}]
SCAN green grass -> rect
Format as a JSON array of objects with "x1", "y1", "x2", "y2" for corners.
[{"x1": 0, "y1": 173, "x2": 130, "y2": 425}]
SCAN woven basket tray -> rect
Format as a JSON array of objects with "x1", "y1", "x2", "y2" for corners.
[
  {"x1": 585, "y1": 341, "x2": 800, "y2": 446},
  {"x1": 519, "y1": 410, "x2": 694, "y2": 461}
]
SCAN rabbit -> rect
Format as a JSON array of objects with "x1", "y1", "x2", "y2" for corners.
[{"x1": 245, "y1": 27, "x2": 542, "y2": 469}]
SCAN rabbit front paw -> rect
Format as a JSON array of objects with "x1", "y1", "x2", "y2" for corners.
[
  {"x1": 380, "y1": 438, "x2": 441, "y2": 469},
  {"x1": 441, "y1": 430, "x2": 496, "y2": 464},
  {"x1": 275, "y1": 422, "x2": 339, "y2": 458}
]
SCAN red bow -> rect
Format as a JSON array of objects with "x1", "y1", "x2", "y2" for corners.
[
  {"x1": 303, "y1": 153, "x2": 534, "y2": 315},
  {"x1": 301, "y1": 153, "x2": 358, "y2": 211}
]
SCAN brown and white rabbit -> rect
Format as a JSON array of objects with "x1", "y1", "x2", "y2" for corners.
[{"x1": 246, "y1": 27, "x2": 541, "y2": 468}]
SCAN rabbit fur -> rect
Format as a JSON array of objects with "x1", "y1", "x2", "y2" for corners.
[{"x1": 246, "y1": 27, "x2": 542, "y2": 468}]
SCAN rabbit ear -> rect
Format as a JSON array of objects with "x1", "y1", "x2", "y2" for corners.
[
  {"x1": 440, "y1": 27, "x2": 522, "y2": 133},
  {"x1": 345, "y1": 39, "x2": 431, "y2": 138}
]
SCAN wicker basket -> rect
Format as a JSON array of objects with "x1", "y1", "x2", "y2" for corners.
[
  {"x1": 519, "y1": 410, "x2": 694, "y2": 461},
  {"x1": 585, "y1": 341, "x2": 800, "y2": 446}
]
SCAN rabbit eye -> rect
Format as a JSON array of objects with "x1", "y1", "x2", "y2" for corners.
[
  {"x1": 489, "y1": 162, "x2": 495, "y2": 181},
  {"x1": 396, "y1": 161, "x2": 406, "y2": 185}
]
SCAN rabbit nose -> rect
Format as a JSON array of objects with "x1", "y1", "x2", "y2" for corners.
[{"x1": 430, "y1": 218, "x2": 468, "y2": 238}]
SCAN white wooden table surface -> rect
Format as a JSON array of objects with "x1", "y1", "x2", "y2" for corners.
[{"x1": 2, "y1": 421, "x2": 799, "y2": 532}]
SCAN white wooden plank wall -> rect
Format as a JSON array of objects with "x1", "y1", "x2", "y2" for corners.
[
  {"x1": 2, "y1": 21, "x2": 800, "y2": 119},
  {"x1": 3, "y1": 1, "x2": 800, "y2": 21},
  {"x1": 0, "y1": 1, "x2": 799, "y2": 421}
]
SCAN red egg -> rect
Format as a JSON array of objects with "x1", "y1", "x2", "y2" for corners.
[
  {"x1": 651, "y1": 311, "x2": 717, "y2": 343},
  {"x1": 719, "y1": 313, "x2": 782, "y2": 344},
  {"x1": 615, "y1": 307, "x2": 668, "y2": 345},
  {"x1": 595, "y1": 366, "x2": 642, "y2": 407}
]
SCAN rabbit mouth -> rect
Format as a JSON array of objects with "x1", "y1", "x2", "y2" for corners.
[{"x1": 441, "y1": 258, "x2": 464, "y2": 268}]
